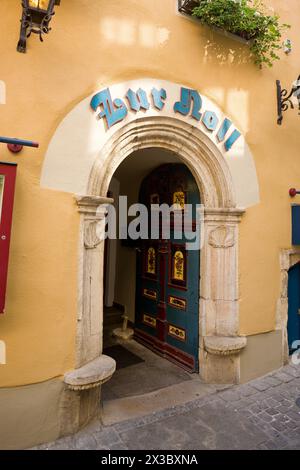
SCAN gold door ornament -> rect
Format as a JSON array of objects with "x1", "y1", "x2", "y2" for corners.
[
  {"x1": 143, "y1": 289, "x2": 157, "y2": 301},
  {"x1": 168, "y1": 325, "x2": 186, "y2": 342},
  {"x1": 143, "y1": 314, "x2": 157, "y2": 328},
  {"x1": 168, "y1": 296, "x2": 186, "y2": 311},
  {"x1": 147, "y1": 247, "x2": 156, "y2": 275},
  {"x1": 173, "y1": 191, "x2": 185, "y2": 209},
  {"x1": 173, "y1": 250, "x2": 184, "y2": 281}
]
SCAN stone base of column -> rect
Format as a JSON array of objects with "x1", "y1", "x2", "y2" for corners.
[{"x1": 200, "y1": 336, "x2": 247, "y2": 384}]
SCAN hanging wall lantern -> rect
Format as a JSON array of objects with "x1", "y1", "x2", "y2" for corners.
[
  {"x1": 17, "y1": 0, "x2": 61, "y2": 53},
  {"x1": 277, "y1": 76, "x2": 300, "y2": 125}
]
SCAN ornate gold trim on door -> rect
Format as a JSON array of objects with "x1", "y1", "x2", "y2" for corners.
[
  {"x1": 168, "y1": 295, "x2": 187, "y2": 311},
  {"x1": 143, "y1": 289, "x2": 158, "y2": 301},
  {"x1": 146, "y1": 247, "x2": 156, "y2": 275},
  {"x1": 143, "y1": 314, "x2": 157, "y2": 328},
  {"x1": 168, "y1": 324, "x2": 186, "y2": 342}
]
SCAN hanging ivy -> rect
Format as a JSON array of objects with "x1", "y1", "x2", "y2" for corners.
[{"x1": 192, "y1": 0, "x2": 290, "y2": 67}]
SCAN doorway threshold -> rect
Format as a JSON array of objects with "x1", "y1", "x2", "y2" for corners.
[
  {"x1": 101, "y1": 333, "x2": 230, "y2": 426},
  {"x1": 101, "y1": 377, "x2": 225, "y2": 426}
]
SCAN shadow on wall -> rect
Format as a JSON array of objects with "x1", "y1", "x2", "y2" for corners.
[
  {"x1": 201, "y1": 30, "x2": 253, "y2": 67},
  {"x1": 99, "y1": 14, "x2": 252, "y2": 66}
]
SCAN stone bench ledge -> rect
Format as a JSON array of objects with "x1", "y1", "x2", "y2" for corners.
[
  {"x1": 204, "y1": 336, "x2": 247, "y2": 357},
  {"x1": 64, "y1": 355, "x2": 116, "y2": 391}
]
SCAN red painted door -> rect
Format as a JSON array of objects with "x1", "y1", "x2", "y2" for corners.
[{"x1": 0, "y1": 162, "x2": 17, "y2": 314}]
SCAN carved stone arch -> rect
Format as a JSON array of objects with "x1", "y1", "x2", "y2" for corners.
[
  {"x1": 76, "y1": 114, "x2": 247, "y2": 387},
  {"x1": 87, "y1": 116, "x2": 236, "y2": 209}
]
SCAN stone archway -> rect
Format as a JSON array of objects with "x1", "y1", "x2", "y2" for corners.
[{"x1": 75, "y1": 116, "x2": 247, "y2": 386}]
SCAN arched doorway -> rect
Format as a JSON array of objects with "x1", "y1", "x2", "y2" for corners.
[
  {"x1": 103, "y1": 155, "x2": 201, "y2": 374},
  {"x1": 102, "y1": 150, "x2": 202, "y2": 404},
  {"x1": 76, "y1": 116, "x2": 247, "y2": 386}
]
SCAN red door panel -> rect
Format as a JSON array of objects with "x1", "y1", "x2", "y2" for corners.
[{"x1": 0, "y1": 162, "x2": 17, "y2": 314}]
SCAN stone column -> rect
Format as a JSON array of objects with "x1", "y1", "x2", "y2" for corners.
[
  {"x1": 76, "y1": 195, "x2": 113, "y2": 368},
  {"x1": 59, "y1": 195, "x2": 116, "y2": 439},
  {"x1": 200, "y1": 208, "x2": 247, "y2": 384}
]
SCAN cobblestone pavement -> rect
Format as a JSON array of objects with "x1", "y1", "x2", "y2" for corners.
[{"x1": 36, "y1": 363, "x2": 300, "y2": 450}]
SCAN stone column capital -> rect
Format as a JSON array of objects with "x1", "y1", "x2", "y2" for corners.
[
  {"x1": 76, "y1": 195, "x2": 114, "y2": 216},
  {"x1": 204, "y1": 207, "x2": 245, "y2": 223}
]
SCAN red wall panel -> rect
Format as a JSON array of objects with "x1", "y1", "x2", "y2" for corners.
[{"x1": 0, "y1": 162, "x2": 17, "y2": 314}]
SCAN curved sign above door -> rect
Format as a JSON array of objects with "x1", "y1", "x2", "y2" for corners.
[
  {"x1": 90, "y1": 86, "x2": 241, "y2": 153},
  {"x1": 41, "y1": 79, "x2": 259, "y2": 208}
]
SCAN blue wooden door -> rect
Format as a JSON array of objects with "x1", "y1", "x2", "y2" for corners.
[
  {"x1": 135, "y1": 164, "x2": 200, "y2": 372},
  {"x1": 288, "y1": 263, "x2": 300, "y2": 354}
]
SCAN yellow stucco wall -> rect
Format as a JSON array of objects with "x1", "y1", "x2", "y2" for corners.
[{"x1": 0, "y1": 0, "x2": 299, "y2": 386}]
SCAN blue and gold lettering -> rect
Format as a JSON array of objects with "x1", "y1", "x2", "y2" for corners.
[
  {"x1": 202, "y1": 111, "x2": 219, "y2": 132},
  {"x1": 126, "y1": 88, "x2": 150, "y2": 112},
  {"x1": 225, "y1": 129, "x2": 241, "y2": 151},
  {"x1": 151, "y1": 88, "x2": 167, "y2": 110},
  {"x1": 217, "y1": 118, "x2": 232, "y2": 142},
  {"x1": 174, "y1": 88, "x2": 202, "y2": 121},
  {"x1": 90, "y1": 88, "x2": 128, "y2": 129},
  {"x1": 90, "y1": 85, "x2": 242, "y2": 152}
]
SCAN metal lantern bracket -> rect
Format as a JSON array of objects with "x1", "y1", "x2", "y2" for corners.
[
  {"x1": 17, "y1": 0, "x2": 61, "y2": 53},
  {"x1": 277, "y1": 76, "x2": 300, "y2": 125}
]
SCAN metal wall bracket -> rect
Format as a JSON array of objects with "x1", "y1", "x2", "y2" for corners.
[
  {"x1": 277, "y1": 78, "x2": 300, "y2": 125},
  {"x1": 178, "y1": 0, "x2": 200, "y2": 15},
  {"x1": 17, "y1": 0, "x2": 61, "y2": 53}
]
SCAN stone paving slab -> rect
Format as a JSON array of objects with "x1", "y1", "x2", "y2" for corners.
[{"x1": 34, "y1": 363, "x2": 300, "y2": 451}]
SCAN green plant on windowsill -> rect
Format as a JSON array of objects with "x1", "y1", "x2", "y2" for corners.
[{"x1": 192, "y1": 0, "x2": 290, "y2": 67}]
